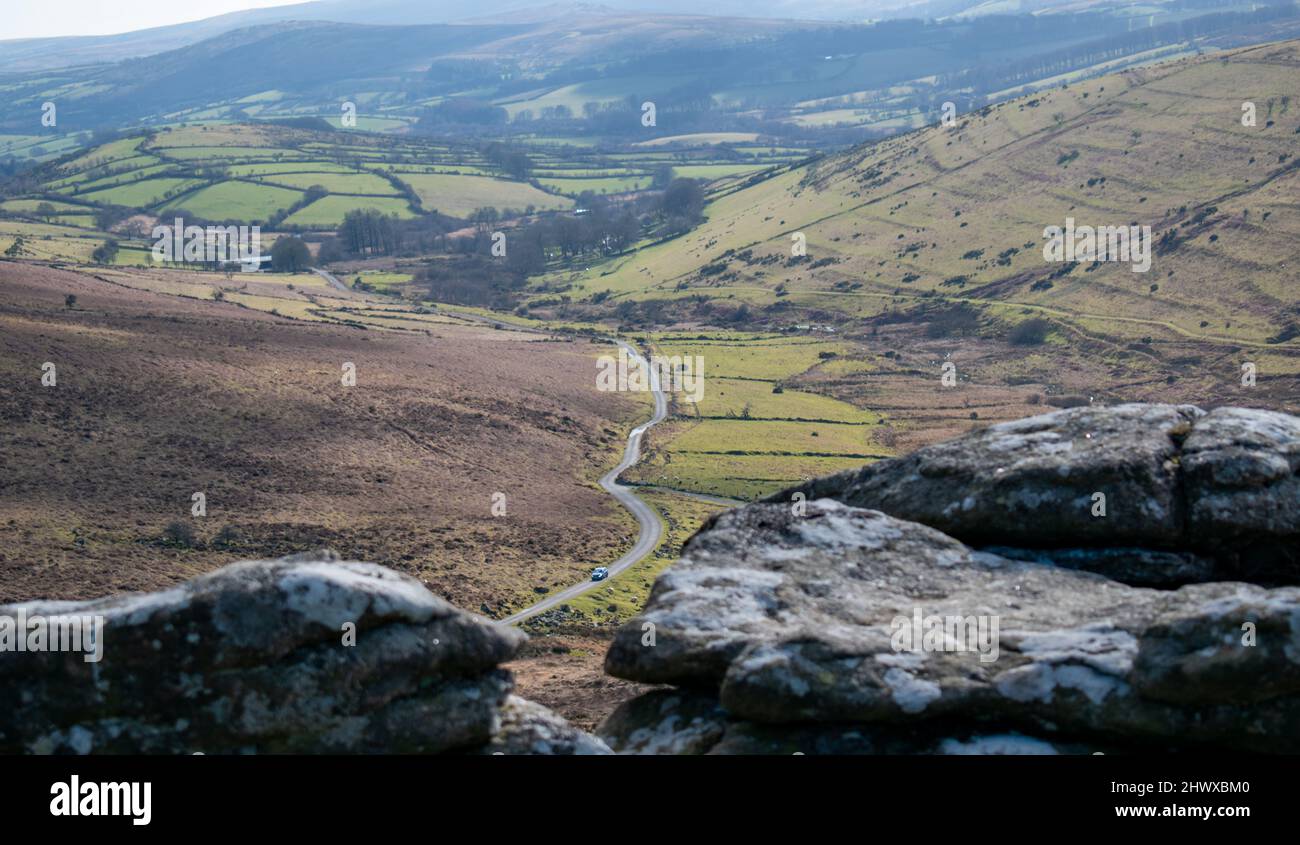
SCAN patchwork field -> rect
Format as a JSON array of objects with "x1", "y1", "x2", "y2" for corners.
[
  {"x1": 282, "y1": 194, "x2": 417, "y2": 227},
  {"x1": 392, "y1": 172, "x2": 570, "y2": 216},
  {"x1": 3, "y1": 121, "x2": 806, "y2": 243},
  {"x1": 621, "y1": 332, "x2": 892, "y2": 499},
  {"x1": 162, "y1": 181, "x2": 304, "y2": 220}
]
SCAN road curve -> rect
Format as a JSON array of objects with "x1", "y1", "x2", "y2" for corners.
[
  {"x1": 500, "y1": 340, "x2": 668, "y2": 625},
  {"x1": 301, "y1": 269, "x2": 670, "y2": 626},
  {"x1": 310, "y1": 267, "x2": 349, "y2": 292}
]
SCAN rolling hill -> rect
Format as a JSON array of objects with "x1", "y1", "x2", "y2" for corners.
[
  {"x1": 568, "y1": 41, "x2": 1300, "y2": 345},
  {"x1": 0, "y1": 0, "x2": 1173, "y2": 72},
  {"x1": 4, "y1": 2, "x2": 1297, "y2": 150},
  {"x1": 518, "y1": 41, "x2": 1295, "y2": 507},
  {"x1": 7, "y1": 0, "x2": 1284, "y2": 73}
]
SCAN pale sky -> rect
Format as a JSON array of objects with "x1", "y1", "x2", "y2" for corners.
[{"x1": 5, "y1": 0, "x2": 303, "y2": 40}]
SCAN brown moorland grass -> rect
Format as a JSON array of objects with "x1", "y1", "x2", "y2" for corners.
[{"x1": 0, "y1": 261, "x2": 647, "y2": 617}]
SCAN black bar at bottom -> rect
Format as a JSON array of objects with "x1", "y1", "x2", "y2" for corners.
[{"x1": 0, "y1": 755, "x2": 1284, "y2": 831}]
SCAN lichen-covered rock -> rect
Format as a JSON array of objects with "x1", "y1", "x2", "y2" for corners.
[
  {"x1": 984, "y1": 546, "x2": 1216, "y2": 588},
  {"x1": 772, "y1": 403, "x2": 1200, "y2": 546},
  {"x1": 601, "y1": 690, "x2": 1119, "y2": 755},
  {"x1": 604, "y1": 500, "x2": 1300, "y2": 753},
  {"x1": 598, "y1": 690, "x2": 728, "y2": 755},
  {"x1": 1181, "y1": 407, "x2": 1300, "y2": 562},
  {"x1": 770, "y1": 404, "x2": 1300, "y2": 584},
  {"x1": 0, "y1": 552, "x2": 601, "y2": 754},
  {"x1": 481, "y1": 696, "x2": 612, "y2": 755}
]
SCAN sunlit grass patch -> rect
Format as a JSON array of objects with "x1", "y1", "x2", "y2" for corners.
[
  {"x1": 686, "y1": 377, "x2": 880, "y2": 423},
  {"x1": 625, "y1": 451, "x2": 871, "y2": 500},
  {"x1": 283, "y1": 195, "x2": 416, "y2": 227},
  {"x1": 160, "y1": 181, "x2": 304, "y2": 220}
]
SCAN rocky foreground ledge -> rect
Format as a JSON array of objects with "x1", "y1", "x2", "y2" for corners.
[
  {"x1": 3, "y1": 403, "x2": 1296, "y2": 754},
  {"x1": 601, "y1": 403, "x2": 1300, "y2": 754},
  {"x1": 0, "y1": 552, "x2": 608, "y2": 754}
]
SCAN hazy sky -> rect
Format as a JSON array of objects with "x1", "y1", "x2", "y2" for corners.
[{"x1": 6, "y1": 0, "x2": 301, "y2": 40}]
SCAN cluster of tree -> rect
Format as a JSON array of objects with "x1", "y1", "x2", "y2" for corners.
[
  {"x1": 92, "y1": 204, "x2": 137, "y2": 232},
  {"x1": 1008, "y1": 317, "x2": 1052, "y2": 345},
  {"x1": 424, "y1": 59, "x2": 518, "y2": 90},
  {"x1": 91, "y1": 239, "x2": 119, "y2": 264},
  {"x1": 509, "y1": 207, "x2": 638, "y2": 266},
  {"x1": 489, "y1": 178, "x2": 702, "y2": 267},
  {"x1": 405, "y1": 177, "x2": 705, "y2": 309},
  {"x1": 656, "y1": 178, "x2": 705, "y2": 235},
  {"x1": 418, "y1": 253, "x2": 528, "y2": 308},
  {"x1": 270, "y1": 236, "x2": 311, "y2": 272},
  {"x1": 258, "y1": 116, "x2": 335, "y2": 132},
  {"x1": 415, "y1": 98, "x2": 508, "y2": 130},
  {"x1": 0, "y1": 157, "x2": 30, "y2": 181},
  {"x1": 32, "y1": 202, "x2": 58, "y2": 221},
  {"x1": 317, "y1": 208, "x2": 459, "y2": 261},
  {"x1": 336, "y1": 208, "x2": 403, "y2": 256},
  {"x1": 921, "y1": 302, "x2": 984, "y2": 339},
  {"x1": 479, "y1": 142, "x2": 532, "y2": 180}
]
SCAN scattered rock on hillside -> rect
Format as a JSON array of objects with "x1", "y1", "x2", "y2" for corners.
[{"x1": 0, "y1": 551, "x2": 602, "y2": 754}]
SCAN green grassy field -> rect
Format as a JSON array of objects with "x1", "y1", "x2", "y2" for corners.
[
  {"x1": 391, "y1": 172, "x2": 570, "y2": 216},
  {"x1": 162, "y1": 181, "x2": 304, "y2": 220},
  {"x1": 619, "y1": 332, "x2": 891, "y2": 500},
  {"x1": 4, "y1": 118, "x2": 808, "y2": 242},
  {"x1": 349, "y1": 271, "x2": 414, "y2": 290},
  {"x1": 668, "y1": 164, "x2": 771, "y2": 180},
  {"x1": 654, "y1": 334, "x2": 851, "y2": 380},
  {"x1": 72, "y1": 164, "x2": 178, "y2": 193},
  {"x1": 626, "y1": 451, "x2": 871, "y2": 500},
  {"x1": 160, "y1": 145, "x2": 309, "y2": 161},
  {"x1": 78, "y1": 177, "x2": 203, "y2": 207},
  {"x1": 1, "y1": 199, "x2": 92, "y2": 214},
  {"x1": 261, "y1": 172, "x2": 400, "y2": 195},
  {"x1": 224, "y1": 161, "x2": 355, "y2": 177},
  {"x1": 691, "y1": 376, "x2": 880, "y2": 422},
  {"x1": 283, "y1": 195, "x2": 417, "y2": 227}
]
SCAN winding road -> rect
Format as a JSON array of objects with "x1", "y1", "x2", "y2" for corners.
[
  {"x1": 501, "y1": 339, "x2": 669, "y2": 625},
  {"x1": 309, "y1": 267, "x2": 673, "y2": 624}
]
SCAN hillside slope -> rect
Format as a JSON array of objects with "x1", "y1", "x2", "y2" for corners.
[{"x1": 581, "y1": 41, "x2": 1300, "y2": 345}]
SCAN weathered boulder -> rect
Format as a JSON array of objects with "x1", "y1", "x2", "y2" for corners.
[
  {"x1": 604, "y1": 404, "x2": 1300, "y2": 753},
  {"x1": 599, "y1": 689, "x2": 729, "y2": 755},
  {"x1": 770, "y1": 404, "x2": 1300, "y2": 585},
  {"x1": 1182, "y1": 406, "x2": 1300, "y2": 557},
  {"x1": 599, "y1": 690, "x2": 1117, "y2": 755},
  {"x1": 481, "y1": 696, "x2": 612, "y2": 755},
  {"x1": 0, "y1": 551, "x2": 601, "y2": 754}
]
